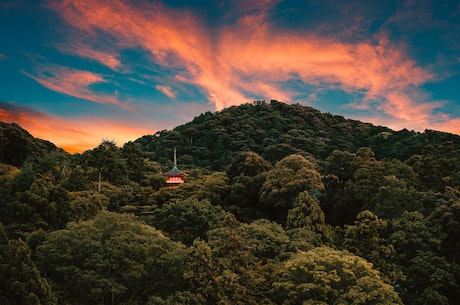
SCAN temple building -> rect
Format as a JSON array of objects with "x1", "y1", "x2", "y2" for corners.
[{"x1": 163, "y1": 148, "x2": 187, "y2": 187}]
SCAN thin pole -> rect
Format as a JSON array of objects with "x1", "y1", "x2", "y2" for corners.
[{"x1": 174, "y1": 147, "x2": 177, "y2": 167}]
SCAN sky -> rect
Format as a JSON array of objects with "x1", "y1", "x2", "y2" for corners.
[{"x1": 1, "y1": 0, "x2": 460, "y2": 153}]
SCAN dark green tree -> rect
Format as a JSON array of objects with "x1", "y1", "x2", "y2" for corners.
[
  {"x1": 0, "y1": 224, "x2": 57, "y2": 305},
  {"x1": 226, "y1": 151, "x2": 272, "y2": 221},
  {"x1": 374, "y1": 175, "x2": 422, "y2": 220},
  {"x1": 226, "y1": 151, "x2": 272, "y2": 181},
  {"x1": 343, "y1": 210, "x2": 402, "y2": 284},
  {"x1": 389, "y1": 211, "x2": 458, "y2": 304},
  {"x1": 68, "y1": 190, "x2": 109, "y2": 221},
  {"x1": 5, "y1": 176, "x2": 71, "y2": 235},
  {"x1": 184, "y1": 239, "x2": 219, "y2": 304},
  {"x1": 143, "y1": 198, "x2": 228, "y2": 246},
  {"x1": 37, "y1": 211, "x2": 187, "y2": 305},
  {"x1": 273, "y1": 246, "x2": 402, "y2": 304},
  {"x1": 121, "y1": 141, "x2": 145, "y2": 183},
  {"x1": 87, "y1": 140, "x2": 127, "y2": 187},
  {"x1": 286, "y1": 191, "x2": 332, "y2": 242},
  {"x1": 206, "y1": 215, "x2": 263, "y2": 305},
  {"x1": 244, "y1": 219, "x2": 292, "y2": 263},
  {"x1": 259, "y1": 154, "x2": 324, "y2": 223},
  {"x1": 427, "y1": 187, "x2": 460, "y2": 264}
]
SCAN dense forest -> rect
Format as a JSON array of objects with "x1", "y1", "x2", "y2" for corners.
[{"x1": 1, "y1": 100, "x2": 459, "y2": 305}]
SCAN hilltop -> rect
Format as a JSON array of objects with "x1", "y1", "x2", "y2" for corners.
[
  {"x1": 2, "y1": 100, "x2": 460, "y2": 171},
  {"x1": 0, "y1": 121, "x2": 64, "y2": 167},
  {"x1": 1, "y1": 100, "x2": 460, "y2": 305},
  {"x1": 135, "y1": 100, "x2": 460, "y2": 170}
]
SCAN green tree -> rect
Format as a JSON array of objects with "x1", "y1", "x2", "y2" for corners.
[
  {"x1": 427, "y1": 187, "x2": 460, "y2": 264},
  {"x1": 0, "y1": 224, "x2": 57, "y2": 305},
  {"x1": 206, "y1": 215, "x2": 262, "y2": 305},
  {"x1": 406, "y1": 142, "x2": 460, "y2": 192},
  {"x1": 259, "y1": 154, "x2": 324, "y2": 223},
  {"x1": 343, "y1": 210, "x2": 402, "y2": 284},
  {"x1": 121, "y1": 141, "x2": 145, "y2": 183},
  {"x1": 273, "y1": 246, "x2": 402, "y2": 305},
  {"x1": 389, "y1": 211, "x2": 457, "y2": 304},
  {"x1": 148, "y1": 291, "x2": 206, "y2": 305},
  {"x1": 322, "y1": 150, "x2": 358, "y2": 225},
  {"x1": 226, "y1": 151, "x2": 272, "y2": 221},
  {"x1": 286, "y1": 191, "x2": 332, "y2": 242},
  {"x1": 374, "y1": 175, "x2": 422, "y2": 220},
  {"x1": 403, "y1": 251, "x2": 458, "y2": 305},
  {"x1": 390, "y1": 211, "x2": 442, "y2": 262},
  {"x1": 184, "y1": 239, "x2": 219, "y2": 304},
  {"x1": 226, "y1": 151, "x2": 272, "y2": 181},
  {"x1": 0, "y1": 164, "x2": 19, "y2": 225},
  {"x1": 68, "y1": 190, "x2": 109, "y2": 221},
  {"x1": 244, "y1": 219, "x2": 292, "y2": 263},
  {"x1": 195, "y1": 172, "x2": 230, "y2": 207},
  {"x1": 87, "y1": 140, "x2": 127, "y2": 187},
  {"x1": 143, "y1": 198, "x2": 228, "y2": 246},
  {"x1": 37, "y1": 211, "x2": 187, "y2": 305},
  {"x1": 5, "y1": 176, "x2": 71, "y2": 235}
]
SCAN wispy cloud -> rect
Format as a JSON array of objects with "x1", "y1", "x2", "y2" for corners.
[
  {"x1": 25, "y1": 65, "x2": 134, "y2": 110},
  {"x1": 0, "y1": 53, "x2": 7, "y2": 60},
  {"x1": 155, "y1": 85, "x2": 177, "y2": 99},
  {"x1": 46, "y1": 0, "x2": 456, "y2": 133},
  {"x1": 57, "y1": 41, "x2": 121, "y2": 70}
]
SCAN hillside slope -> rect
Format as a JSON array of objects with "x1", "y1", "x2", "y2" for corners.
[
  {"x1": 135, "y1": 100, "x2": 460, "y2": 170},
  {"x1": 0, "y1": 122, "x2": 63, "y2": 167}
]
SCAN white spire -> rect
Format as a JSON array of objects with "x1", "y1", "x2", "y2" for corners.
[{"x1": 174, "y1": 147, "x2": 177, "y2": 167}]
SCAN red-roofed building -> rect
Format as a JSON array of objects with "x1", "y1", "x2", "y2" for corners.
[{"x1": 163, "y1": 148, "x2": 187, "y2": 187}]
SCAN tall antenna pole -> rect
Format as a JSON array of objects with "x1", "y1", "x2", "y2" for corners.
[{"x1": 174, "y1": 147, "x2": 177, "y2": 167}]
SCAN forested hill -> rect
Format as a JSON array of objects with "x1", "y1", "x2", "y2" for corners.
[
  {"x1": 2, "y1": 101, "x2": 460, "y2": 305},
  {"x1": 0, "y1": 122, "x2": 63, "y2": 167},
  {"x1": 135, "y1": 100, "x2": 460, "y2": 170}
]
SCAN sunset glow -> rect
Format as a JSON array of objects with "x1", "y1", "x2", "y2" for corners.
[{"x1": 1, "y1": 0, "x2": 459, "y2": 152}]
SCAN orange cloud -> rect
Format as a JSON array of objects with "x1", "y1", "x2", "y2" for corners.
[
  {"x1": 47, "y1": 0, "x2": 454, "y2": 134},
  {"x1": 0, "y1": 102, "x2": 153, "y2": 153},
  {"x1": 57, "y1": 41, "x2": 121, "y2": 70},
  {"x1": 155, "y1": 85, "x2": 177, "y2": 99},
  {"x1": 26, "y1": 65, "x2": 133, "y2": 110},
  {"x1": 380, "y1": 91, "x2": 443, "y2": 122},
  {"x1": 431, "y1": 118, "x2": 460, "y2": 135}
]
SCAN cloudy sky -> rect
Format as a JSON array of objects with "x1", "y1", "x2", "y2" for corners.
[{"x1": 1, "y1": 0, "x2": 459, "y2": 153}]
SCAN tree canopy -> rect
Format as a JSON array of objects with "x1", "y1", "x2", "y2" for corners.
[{"x1": 2, "y1": 101, "x2": 460, "y2": 305}]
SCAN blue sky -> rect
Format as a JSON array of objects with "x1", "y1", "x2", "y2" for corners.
[{"x1": 1, "y1": 0, "x2": 459, "y2": 152}]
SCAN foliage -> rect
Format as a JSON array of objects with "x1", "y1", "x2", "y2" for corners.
[
  {"x1": 286, "y1": 191, "x2": 332, "y2": 242},
  {"x1": 226, "y1": 151, "x2": 272, "y2": 221},
  {"x1": 343, "y1": 210, "x2": 402, "y2": 284},
  {"x1": 273, "y1": 246, "x2": 403, "y2": 305},
  {"x1": 134, "y1": 101, "x2": 460, "y2": 171},
  {"x1": 0, "y1": 122, "x2": 62, "y2": 168},
  {"x1": 37, "y1": 211, "x2": 187, "y2": 305},
  {"x1": 259, "y1": 154, "x2": 324, "y2": 223},
  {"x1": 3, "y1": 101, "x2": 460, "y2": 305},
  {"x1": 0, "y1": 223, "x2": 57, "y2": 305},
  {"x1": 142, "y1": 198, "x2": 229, "y2": 245}
]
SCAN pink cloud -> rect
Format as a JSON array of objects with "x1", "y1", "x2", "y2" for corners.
[
  {"x1": 58, "y1": 42, "x2": 121, "y2": 70},
  {"x1": 431, "y1": 118, "x2": 460, "y2": 135},
  {"x1": 25, "y1": 65, "x2": 134, "y2": 110},
  {"x1": 46, "y1": 0, "x2": 451, "y2": 134},
  {"x1": 155, "y1": 85, "x2": 177, "y2": 99},
  {"x1": 379, "y1": 91, "x2": 443, "y2": 122}
]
